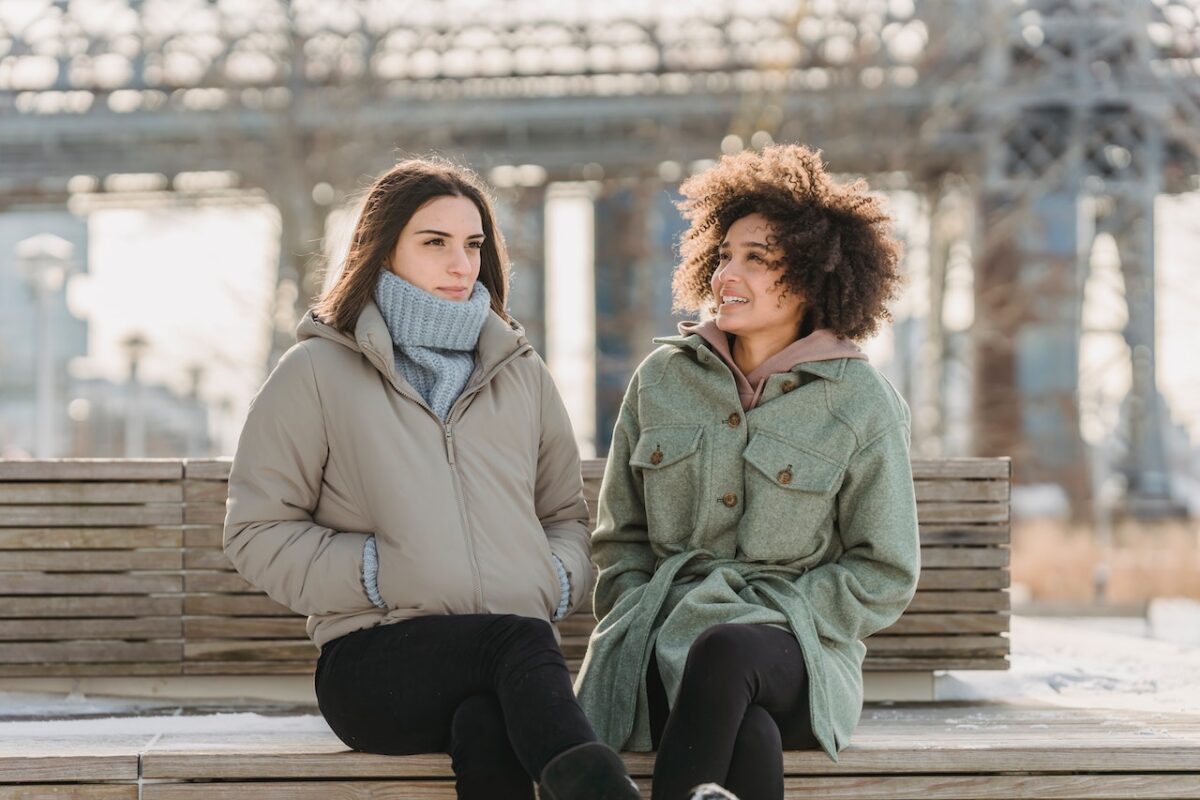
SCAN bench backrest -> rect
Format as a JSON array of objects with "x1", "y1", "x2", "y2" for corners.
[{"x1": 0, "y1": 457, "x2": 1010, "y2": 677}]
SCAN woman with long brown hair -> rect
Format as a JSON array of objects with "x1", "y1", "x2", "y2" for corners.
[{"x1": 224, "y1": 157, "x2": 638, "y2": 800}]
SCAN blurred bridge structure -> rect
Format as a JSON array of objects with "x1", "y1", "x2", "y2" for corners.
[{"x1": 2, "y1": 0, "x2": 1198, "y2": 517}]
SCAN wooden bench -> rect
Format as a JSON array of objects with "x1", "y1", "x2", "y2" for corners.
[
  {"x1": 0, "y1": 456, "x2": 1011, "y2": 680},
  {"x1": 4, "y1": 456, "x2": 1200, "y2": 798}
]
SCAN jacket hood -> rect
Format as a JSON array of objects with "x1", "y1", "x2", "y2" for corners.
[
  {"x1": 665, "y1": 319, "x2": 867, "y2": 410},
  {"x1": 297, "y1": 298, "x2": 531, "y2": 391}
]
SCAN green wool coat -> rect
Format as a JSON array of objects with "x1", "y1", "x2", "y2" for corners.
[{"x1": 574, "y1": 332, "x2": 921, "y2": 761}]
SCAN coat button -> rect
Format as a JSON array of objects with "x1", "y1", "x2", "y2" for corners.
[
  {"x1": 777, "y1": 466, "x2": 793, "y2": 485},
  {"x1": 650, "y1": 447, "x2": 664, "y2": 465},
  {"x1": 781, "y1": 380, "x2": 797, "y2": 393},
  {"x1": 721, "y1": 492, "x2": 738, "y2": 507},
  {"x1": 727, "y1": 413, "x2": 741, "y2": 428}
]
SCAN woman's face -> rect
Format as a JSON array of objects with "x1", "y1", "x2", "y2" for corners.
[
  {"x1": 387, "y1": 195, "x2": 484, "y2": 301},
  {"x1": 710, "y1": 212, "x2": 805, "y2": 339}
]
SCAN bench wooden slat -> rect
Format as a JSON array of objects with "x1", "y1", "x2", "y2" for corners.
[
  {"x1": 183, "y1": 617, "x2": 308, "y2": 639},
  {"x1": 182, "y1": 481, "x2": 230, "y2": 504},
  {"x1": 918, "y1": 548, "x2": 1009, "y2": 569},
  {"x1": 182, "y1": 527, "x2": 223, "y2": 548},
  {"x1": 0, "y1": 550, "x2": 182, "y2": 571},
  {"x1": 913, "y1": 502, "x2": 1009, "y2": 524},
  {"x1": 0, "y1": 595, "x2": 183, "y2": 618},
  {"x1": 916, "y1": 525, "x2": 1010, "y2": 545},
  {"x1": 0, "y1": 787, "x2": 138, "y2": 800},
  {"x1": 0, "y1": 482, "x2": 183, "y2": 504},
  {"x1": 0, "y1": 573, "x2": 183, "y2": 595},
  {"x1": 0, "y1": 617, "x2": 182, "y2": 641},
  {"x1": 183, "y1": 594, "x2": 293, "y2": 617},
  {"x1": 913, "y1": 480, "x2": 1009, "y2": 502},
  {"x1": 0, "y1": 460, "x2": 183, "y2": 481},
  {"x1": 0, "y1": 528, "x2": 184, "y2": 549},
  {"x1": 0, "y1": 506, "x2": 183, "y2": 527},
  {"x1": 182, "y1": 460, "x2": 232, "y2": 481},
  {"x1": 183, "y1": 505, "x2": 226, "y2": 525},
  {"x1": 908, "y1": 458, "x2": 1011, "y2": 480},
  {"x1": 181, "y1": 661, "x2": 315, "y2": 675},
  {"x1": 0, "y1": 641, "x2": 181, "y2": 663},
  {"x1": 904, "y1": 592, "x2": 1009, "y2": 612},
  {"x1": 182, "y1": 641, "x2": 315, "y2": 661},
  {"x1": 184, "y1": 572, "x2": 257, "y2": 594},
  {"x1": 0, "y1": 661, "x2": 182, "y2": 676},
  {"x1": 0, "y1": 756, "x2": 141, "y2": 783},
  {"x1": 916, "y1": 569, "x2": 1009, "y2": 591}
]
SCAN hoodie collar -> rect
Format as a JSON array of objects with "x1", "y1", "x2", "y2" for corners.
[{"x1": 655, "y1": 320, "x2": 866, "y2": 411}]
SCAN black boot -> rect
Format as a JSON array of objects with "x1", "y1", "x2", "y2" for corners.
[{"x1": 538, "y1": 741, "x2": 640, "y2": 800}]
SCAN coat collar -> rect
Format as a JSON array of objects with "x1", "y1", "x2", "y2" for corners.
[{"x1": 653, "y1": 333, "x2": 849, "y2": 383}]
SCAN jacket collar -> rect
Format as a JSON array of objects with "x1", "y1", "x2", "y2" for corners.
[{"x1": 653, "y1": 332, "x2": 850, "y2": 383}]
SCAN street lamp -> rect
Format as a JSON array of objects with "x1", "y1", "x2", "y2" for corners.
[
  {"x1": 121, "y1": 332, "x2": 150, "y2": 457},
  {"x1": 15, "y1": 234, "x2": 75, "y2": 458}
]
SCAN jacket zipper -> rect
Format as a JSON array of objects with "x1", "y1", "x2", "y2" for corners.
[{"x1": 369, "y1": 341, "x2": 533, "y2": 615}]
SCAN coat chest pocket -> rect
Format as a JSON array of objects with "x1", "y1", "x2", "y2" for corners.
[
  {"x1": 630, "y1": 425, "x2": 703, "y2": 545},
  {"x1": 739, "y1": 433, "x2": 846, "y2": 562}
]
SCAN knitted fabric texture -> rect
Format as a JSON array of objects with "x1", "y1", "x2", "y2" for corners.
[{"x1": 373, "y1": 270, "x2": 490, "y2": 421}]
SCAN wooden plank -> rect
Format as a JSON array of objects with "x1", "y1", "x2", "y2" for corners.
[
  {"x1": 864, "y1": 657, "x2": 1009, "y2": 670},
  {"x1": 183, "y1": 594, "x2": 295, "y2": 616},
  {"x1": 914, "y1": 503, "x2": 1009, "y2": 524},
  {"x1": 183, "y1": 528, "x2": 223, "y2": 548},
  {"x1": 909, "y1": 458, "x2": 1011, "y2": 481},
  {"x1": 142, "y1": 784, "x2": 456, "y2": 800},
  {"x1": 184, "y1": 617, "x2": 307, "y2": 639},
  {"x1": 183, "y1": 640, "x2": 315, "y2": 661},
  {"x1": 0, "y1": 573, "x2": 182, "y2": 595},
  {"x1": 184, "y1": 572, "x2": 257, "y2": 594},
  {"x1": 0, "y1": 550, "x2": 182, "y2": 571},
  {"x1": 0, "y1": 755, "x2": 140, "y2": 782},
  {"x1": 0, "y1": 505, "x2": 182, "y2": 527},
  {"x1": 183, "y1": 481, "x2": 229, "y2": 504},
  {"x1": 183, "y1": 459, "x2": 232, "y2": 481},
  {"x1": 0, "y1": 528, "x2": 183, "y2": 549},
  {"x1": 183, "y1": 505, "x2": 226, "y2": 525},
  {"x1": 0, "y1": 595, "x2": 183, "y2": 618},
  {"x1": 0, "y1": 482, "x2": 182, "y2": 504},
  {"x1": 918, "y1": 525, "x2": 1010, "y2": 546},
  {"x1": 863, "y1": 635, "x2": 1008, "y2": 655},
  {"x1": 877, "y1": 613, "x2": 1010, "y2": 636},
  {"x1": 774, "y1": 774, "x2": 1200, "y2": 798},
  {"x1": 0, "y1": 787, "x2": 137, "y2": 800},
  {"x1": 918, "y1": 548, "x2": 1009, "y2": 569},
  {"x1": 0, "y1": 459, "x2": 182, "y2": 481},
  {"x1": 0, "y1": 641, "x2": 181, "y2": 663},
  {"x1": 913, "y1": 480, "x2": 1009, "y2": 503},
  {"x1": 905, "y1": 591, "x2": 1009, "y2": 613},
  {"x1": 182, "y1": 660, "x2": 315, "y2": 675},
  {"x1": 0, "y1": 661, "x2": 181, "y2": 677},
  {"x1": 183, "y1": 549, "x2": 234, "y2": 570},
  {"x1": 0, "y1": 617, "x2": 181, "y2": 641},
  {"x1": 916, "y1": 570, "x2": 1010, "y2": 591}
]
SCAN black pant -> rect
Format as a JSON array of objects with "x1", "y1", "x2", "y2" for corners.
[
  {"x1": 647, "y1": 623, "x2": 819, "y2": 800},
  {"x1": 315, "y1": 614, "x2": 597, "y2": 799}
]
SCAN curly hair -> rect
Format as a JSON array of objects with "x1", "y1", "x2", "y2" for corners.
[{"x1": 672, "y1": 144, "x2": 902, "y2": 341}]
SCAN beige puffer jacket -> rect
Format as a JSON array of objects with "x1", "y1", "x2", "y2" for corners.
[{"x1": 223, "y1": 300, "x2": 592, "y2": 648}]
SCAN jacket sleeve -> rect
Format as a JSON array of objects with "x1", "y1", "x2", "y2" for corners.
[
  {"x1": 791, "y1": 422, "x2": 921, "y2": 644},
  {"x1": 535, "y1": 360, "x2": 594, "y2": 615},
  {"x1": 591, "y1": 373, "x2": 657, "y2": 621},
  {"x1": 223, "y1": 344, "x2": 374, "y2": 616}
]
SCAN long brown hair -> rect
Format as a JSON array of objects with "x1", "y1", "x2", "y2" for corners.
[{"x1": 315, "y1": 157, "x2": 511, "y2": 332}]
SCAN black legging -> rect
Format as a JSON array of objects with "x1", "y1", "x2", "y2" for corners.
[
  {"x1": 315, "y1": 614, "x2": 597, "y2": 799},
  {"x1": 647, "y1": 623, "x2": 820, "y2": 800}
]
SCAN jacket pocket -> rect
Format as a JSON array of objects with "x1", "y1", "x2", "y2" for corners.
[
  {"x1": 739, "y1": 432, "x2": 846, "y2": 562},
  {"x1": 630, "y1": 425, "x2": 704, "y2": 545}
]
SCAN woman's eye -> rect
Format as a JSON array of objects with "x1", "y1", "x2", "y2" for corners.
[
  {"x1": 717, "y1": 251, "x2": 731, "y2": 262},
  {"x1": 425, "y1": 238, "x2": 444, "y2": 246},
  {"x1": 467, "y1": 241, "x2": 483, "y2": 249}
]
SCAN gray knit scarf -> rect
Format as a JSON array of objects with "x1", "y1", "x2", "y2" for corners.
[{"x1": 373, "y1": 270, "x2": 491, "y2": 421}]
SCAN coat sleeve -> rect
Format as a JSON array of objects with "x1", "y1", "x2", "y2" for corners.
[
  {"x1": 223, "y1": 344, "x2": 374, "y2": 616},
  {"x1": 591, "y1": 372, "x2": 658, "y2": 621},
  {"x1": 535, "y1": 360, "x2": 594, "y2": 614},
  {"x1": 791, "y1": 422, "x2": 921, "y2": 644}
]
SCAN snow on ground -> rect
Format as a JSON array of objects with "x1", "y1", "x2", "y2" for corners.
[{"x1": 0, "y1": 614, "x2": 1196, "y2": 741}]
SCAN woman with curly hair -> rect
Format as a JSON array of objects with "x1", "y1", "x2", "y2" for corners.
[{"x1": 575, "y1": 144, "x2": 921, "y2": 800}]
